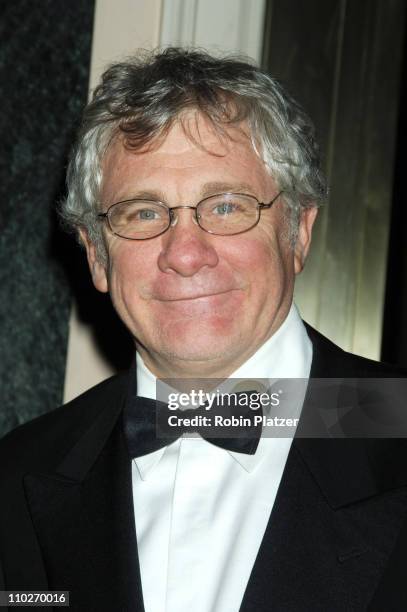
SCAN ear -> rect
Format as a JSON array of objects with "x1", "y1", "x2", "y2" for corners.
[
  {"x1": 79, "y1": 228, "x2": 109, "y2": 293},
  {"x1": 294, "y1": 207, "x2": 318, "y2": 275}
]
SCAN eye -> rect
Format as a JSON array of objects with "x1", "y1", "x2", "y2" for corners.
[
  {"x1": 137, "y1": 208, "x2": 161, "y2": 221},
  {"x1": 213, "y1": 202, "x2": 238, "y2": 215}
]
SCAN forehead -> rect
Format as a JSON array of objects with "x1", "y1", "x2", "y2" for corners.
[{"x1": 100, "y1": 115, "x2": 273, "y2": 203}]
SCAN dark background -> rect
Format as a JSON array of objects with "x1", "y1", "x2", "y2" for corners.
[
  {"x1": 0, "y1": 1, "x2": 95, "y2": 435},
  {"x1": 381, "y1": 25, "x2": 407, "y2": 367},
  {"x1": 0, "y1": 0, "x2": 406, "y2": 437}
]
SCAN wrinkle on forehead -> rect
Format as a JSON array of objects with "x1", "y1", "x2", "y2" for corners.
[
  {"x1": 178, "y1": 110, "x2": 254, "y2": 157},
  {"x1": 111, "y1": 109, "x2": 257, "y2": 161}
]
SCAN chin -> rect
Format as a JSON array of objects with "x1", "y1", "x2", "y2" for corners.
[{"x1": 154, "y1": 316, "x2": 242, "y2": 363}]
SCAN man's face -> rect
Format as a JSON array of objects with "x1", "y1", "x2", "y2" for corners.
[{"x1": 83, "y1": 116, "x2": 317, "y2": 376}]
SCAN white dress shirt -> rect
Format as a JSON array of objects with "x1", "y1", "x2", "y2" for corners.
[{"x1": 131, "y1": 303, "x2": 312, "y2": 612}]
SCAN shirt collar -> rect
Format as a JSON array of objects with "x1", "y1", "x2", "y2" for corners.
[{"x1": 133, "y1": 302, "x2": 312, "y2": 477}]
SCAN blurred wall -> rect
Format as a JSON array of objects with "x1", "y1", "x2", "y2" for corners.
[{"x1": 263, "y1": 0, "x2": 405, "y2": 360}]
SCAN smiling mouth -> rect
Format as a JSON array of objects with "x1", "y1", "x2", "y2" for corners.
[{"x1": 157, "y1": 289, "x2": 240, "y2": 302}]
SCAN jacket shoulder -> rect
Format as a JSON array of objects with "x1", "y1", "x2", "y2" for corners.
[
  {"x1": 304, "y1": 322, "x2": 407, "y2": 378},
  {"x1": 0, "y1": 371, "x2": 129, "y2": 473}
]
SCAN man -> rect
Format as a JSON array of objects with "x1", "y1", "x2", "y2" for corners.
[{"x1": 0, "y1": 47, "x2": 406, "y2": 611}]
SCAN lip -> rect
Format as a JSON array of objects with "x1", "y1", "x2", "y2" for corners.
[
  {"x1": 152, "y1": 289, "x2": 243, "y2": 317},
  {"x1": 155, "y1": 288, "x2": 241, "y2": 302}
]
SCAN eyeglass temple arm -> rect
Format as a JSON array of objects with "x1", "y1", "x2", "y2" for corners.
[{"x1": 258, "y1": 190, "x2": 284, "y2": 210}]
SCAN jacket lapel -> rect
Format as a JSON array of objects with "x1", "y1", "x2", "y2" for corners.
[
  {"x1": 24, "y1": 396, "x2": 145, "y2": 612},
  {"x1": 240, "y1": 324, "x2": 407, "y2": 611}
]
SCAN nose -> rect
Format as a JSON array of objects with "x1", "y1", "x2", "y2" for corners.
[{"x1": 157, "y1": 207, "x2": 219, "y2": 277}]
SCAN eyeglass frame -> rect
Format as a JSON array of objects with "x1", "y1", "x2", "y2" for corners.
[{"x1": 97, "y1": 190, "x2": 284, "y2": 240}]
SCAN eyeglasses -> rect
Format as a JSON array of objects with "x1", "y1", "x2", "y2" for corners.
[{"x1": 97, "y1": 191, "x2": 283, "y2": 240}]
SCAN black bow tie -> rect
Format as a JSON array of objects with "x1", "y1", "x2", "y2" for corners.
[{"x1": 123, "y1": 395, "x2": 262, "y2": 458}]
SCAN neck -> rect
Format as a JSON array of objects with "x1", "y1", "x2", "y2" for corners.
[{"x1": 136, "y1": 348, "x2": 243, "y2": 380}]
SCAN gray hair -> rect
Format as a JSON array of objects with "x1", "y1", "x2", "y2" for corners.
[{"x1": 61, "y1": 47, "x2": 326, "y2": 261}]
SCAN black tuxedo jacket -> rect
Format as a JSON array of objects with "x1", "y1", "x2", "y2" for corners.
[{"x1": 1, "y1": 326, "x2": 407, "y2": 611}]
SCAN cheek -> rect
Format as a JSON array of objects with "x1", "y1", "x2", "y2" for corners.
[
  {"x1": 236, "y1": 235, "x2": 295, "y2": 317},
  {"x1": 228, "y1": 232, "x2": 291, "y2": 281},
  {"x1": 106, "y1": 242, "x2": 159, "y2": 299}
]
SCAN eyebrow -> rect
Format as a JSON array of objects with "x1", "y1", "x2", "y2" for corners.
[
  {"x1": 120, "y1": 182, "x2": 258, "y2": 204},
  {"x1": 200, "y1": 182, "x2": 257, "y2": 198}
]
